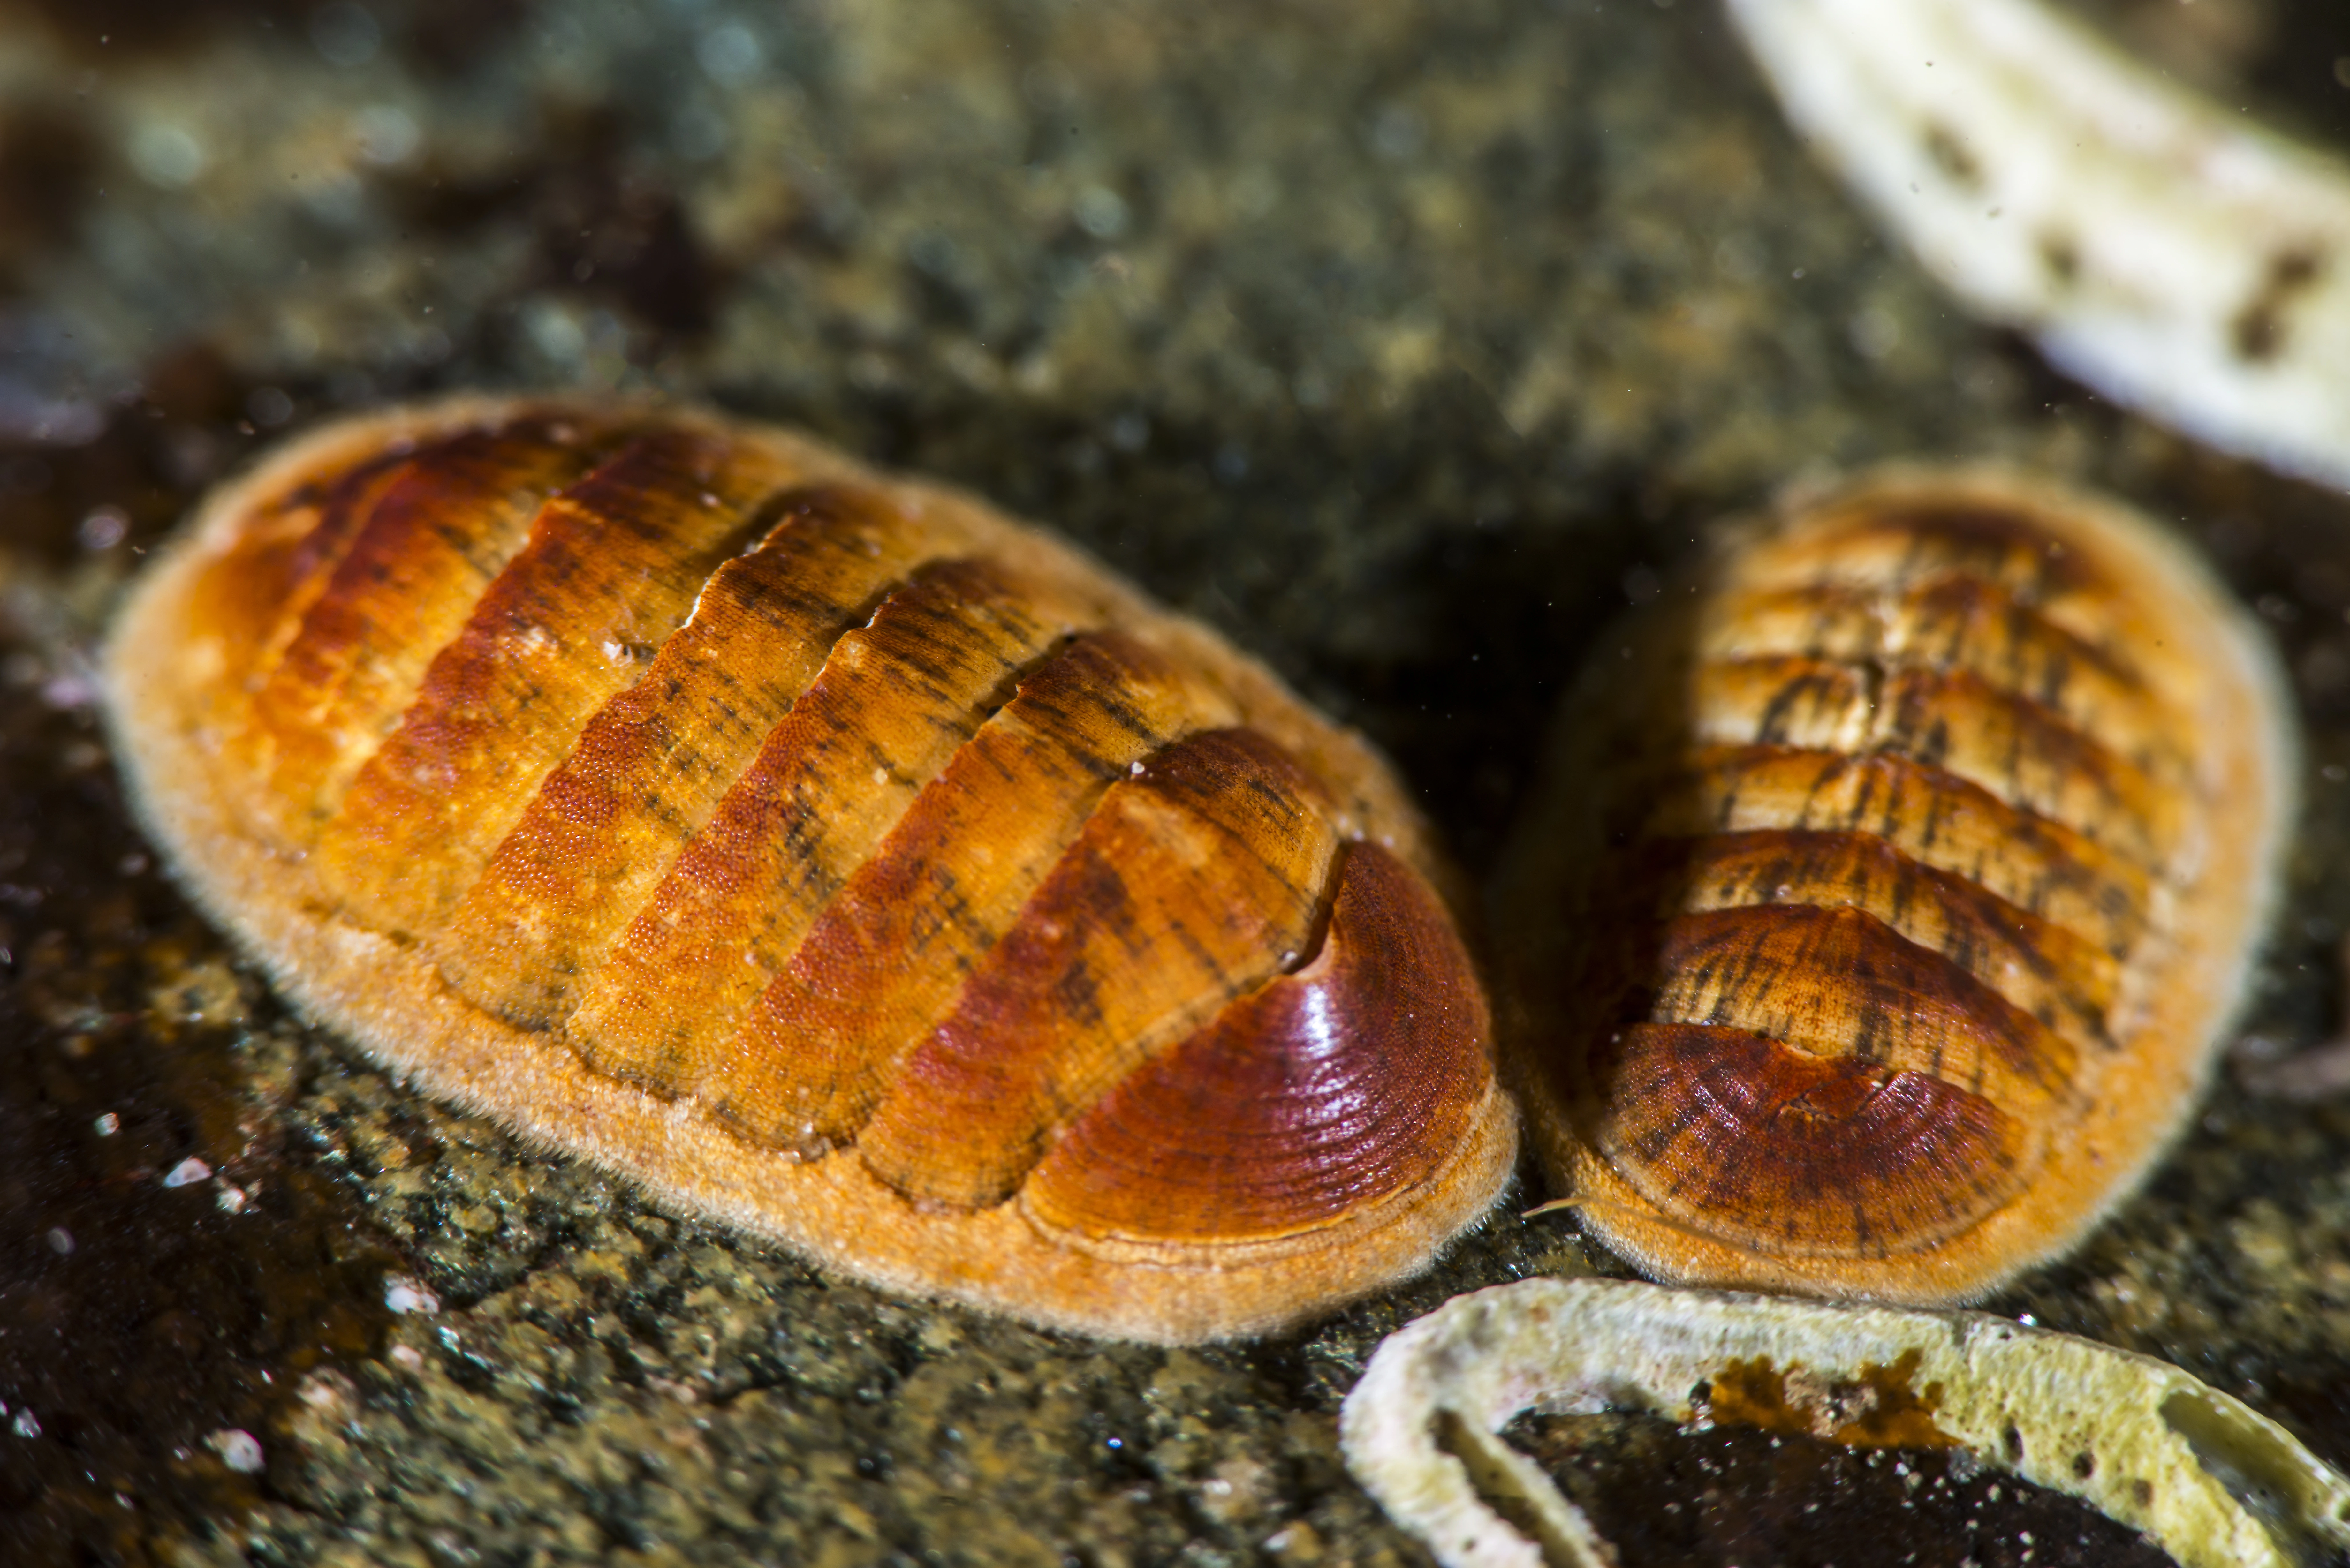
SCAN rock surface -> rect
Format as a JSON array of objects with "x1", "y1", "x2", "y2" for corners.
[{"x1": 1, "y1": 0, "x2": 2348, "y2": 1563}]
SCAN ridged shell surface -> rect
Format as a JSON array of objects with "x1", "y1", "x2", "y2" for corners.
[
  {"x1": 102, "y1": 397, "x2": 1517, "y2": 1343},
  {"x1": 1496, "y1": 468, "x2": 2294, "y2": 1304}
]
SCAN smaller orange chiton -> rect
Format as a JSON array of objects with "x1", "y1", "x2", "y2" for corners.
[
  {"x1": 1497, "y1": 467, "x2": 2296, "y2": 1304},
  {"x1": 102, "y1": 397, "x2": 1517, "y2": 1343}
]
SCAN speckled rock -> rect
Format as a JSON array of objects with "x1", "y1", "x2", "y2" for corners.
[{"x1": 3, "y1": 0, "x2": 2350, "y2": 1564}]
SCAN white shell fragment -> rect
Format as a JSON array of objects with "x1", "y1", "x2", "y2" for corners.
[
  {"x1": 382, "y1": 1276, "x2": 441, "y2": 1316},
  {"x1": 208, "y1": 1427, "x2": 266, "y2": 1474},
  {"x1": 1726, "y1": 0, "x2": 2350, "y2": 492},
  {"x1": 1339, "y1": 1277, "x2": 2350, "y2": 1568},
  {"x1": 161, "y1": 1156, "x2": 212, "y2": 1188}
]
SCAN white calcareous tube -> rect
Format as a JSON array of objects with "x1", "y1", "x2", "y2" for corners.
[
  {"x1": 1727, "y1": 0, "x2": 2350, "y2": 492},
  {"x1": 1340, "y1": 1277, "x2": 2350, "y2": 1568}
]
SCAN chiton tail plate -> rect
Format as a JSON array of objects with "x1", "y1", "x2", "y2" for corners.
[
  {"x1": 1496, "y1": 466, "x2": 2296, "y2": 1304},
  {"x1": 103, "y1": 396, "x2": 1517, "y2": 1343}
]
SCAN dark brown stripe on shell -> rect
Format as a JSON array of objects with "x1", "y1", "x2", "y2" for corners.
[
  {"x1": 1774, "y1": 505, "x2": 2118, "y2": 605},
  {"x1": 1640, "y1": 829, "x2": 2119, "y2": 1051},
  {"x1": 317, "y1": 428, "x2": 804, "y2": 937},
  {"x1": 1645, "y1": 904, "x2": 2078, "y2": 1111},
  {"x1": 1700, "y1": 572, "x2": 2159, "y2": 729},
  {"x1": 700, "y1": 630, "x2": 1241, "y2": 1154},
  {"x1": 181, "y1": 438, "x2": 417, "y2": 704},
  {"x1": 438, "y1": 486, "x2": 945, "y2": 1028},
  {"x1": 565, "y1": 558, "x2": 1111, "y2": 1095},
  {"x1": 1651, "y1": 745, "x2": 2149, "y2": 959},
  {"x1": 241, "y1": 416, "x2": 636, "y2": 848},
  {"x1": 855, "y1": 727, "x2": 1341, "y2": 1212},
  {"x1": 1692, "y1": 658, "x2": 2169, "y2": 861}
]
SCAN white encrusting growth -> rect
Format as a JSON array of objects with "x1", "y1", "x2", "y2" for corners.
[
  {"x1": 1340, "y1": 1276, "x2": 2350, "y2": 1568},
  {"x1": 1727, "y1": 0, "x2": 2350, "y2": 491}
]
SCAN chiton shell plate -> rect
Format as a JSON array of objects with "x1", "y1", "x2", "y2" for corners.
[
  {"x1": 102, "y1": 397, "x2": 1517, "y2": 1343},
  {"x1": 1497, "y1": 467, "x2": 2295, "y2": 1303}
]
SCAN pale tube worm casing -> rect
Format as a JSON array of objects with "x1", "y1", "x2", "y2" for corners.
[
  {"x1": 1728, "y1": 0, "x2": 2350, "y2": 491},
  {"x1": 1340, "y1": 1276, "x2": 2350, "y2": 1568}
]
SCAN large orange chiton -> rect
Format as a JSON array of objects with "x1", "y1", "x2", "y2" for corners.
[
  {"x1": 101, "y1": 397, "x2": 1517, "y2": 1342},
  {"x1": 1497, "y1": 467, "x2": 2296, "y2": 1304}
]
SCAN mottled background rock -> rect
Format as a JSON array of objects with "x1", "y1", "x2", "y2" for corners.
[{"x1": 0, "y1": 0, "x2": 2347, "y2": 1564}]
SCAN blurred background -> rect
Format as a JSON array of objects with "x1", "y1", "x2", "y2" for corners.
[{"x1": 0, "y1": 1, "x2": 2346, "y2": 1563}]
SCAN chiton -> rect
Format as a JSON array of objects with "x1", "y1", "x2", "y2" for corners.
[
  {"x1": 102, "y1": 396, "x2": 1517, "y2": 1343},
  {"x1": 1496, "y1": 467, "x2": 2295, "y2": 1303}
]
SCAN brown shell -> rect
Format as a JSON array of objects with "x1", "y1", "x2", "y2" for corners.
[
  {"x1": 101, "y1": 397, "x2": 1517, "y2": 1343},
  {"x1": 1496, "y1": 467, "x2": 2295, "y2": 1304}
]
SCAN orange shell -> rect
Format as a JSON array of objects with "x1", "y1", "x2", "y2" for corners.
[
  {"x1": 102, "y1": 397, "x2": 1517, "y2": 1343},
  {"x1": 1496, "y1": 467, "x2": 2296, "y2": 1304}
]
